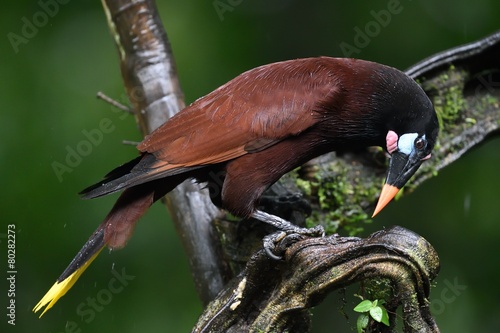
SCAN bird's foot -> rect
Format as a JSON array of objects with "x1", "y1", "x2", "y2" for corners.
[
  {"x1": 251, "y1": 209, "x2": 324, "y2": 260},
  {"x1": 262, "y1": 225, "x2": 324, "y2": 260}
]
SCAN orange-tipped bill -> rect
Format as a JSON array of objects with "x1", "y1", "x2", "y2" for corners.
[
  {"x1": 372, "y1": 149, "x2": 426, "y2": 217},
  {"x1": 372, "y1": 184, "x2": 400, "y2": 217}
]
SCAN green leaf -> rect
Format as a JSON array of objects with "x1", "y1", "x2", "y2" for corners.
[
  {"x1": 370, "y1": 305, "x2": 390, "y2": 326},
  {"x1": 379, "y1": 305, "x2": 390, "y2": 326},
  {"x1": 356, "y1": 313, "x2": 369, "y2": 333},
  {"x1": 370, "y1": 306, "x2": 383, "y2": 322},
  {"x1": 354, "y1": 300, "x2": 373, "y2": 313}
]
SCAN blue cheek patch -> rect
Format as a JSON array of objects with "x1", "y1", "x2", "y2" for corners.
[{"x1": 397, "y1": 133, "x2": 418, "y2": 155}]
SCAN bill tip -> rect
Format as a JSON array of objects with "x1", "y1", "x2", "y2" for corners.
[{"x1": 372, "y1": 184, "x2": 400, "y2": 217}]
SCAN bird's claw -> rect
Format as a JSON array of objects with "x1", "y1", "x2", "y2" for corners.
[
  {"x1": 263, "y1": 231, "x2": 287, "y2": 260},
  {"x1": 263, "y1": 225, "x2": 325, "y2": 260}
]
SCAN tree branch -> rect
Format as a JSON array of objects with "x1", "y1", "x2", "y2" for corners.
[
  {"x1": 101, "y1": 0, "x2": 226, "y2": 304},
  {"x1": 192, "y1": 226, "x2": 440, "y2": 333}
]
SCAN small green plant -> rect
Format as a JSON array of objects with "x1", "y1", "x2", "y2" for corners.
[{"x1": 353, "y1": 299, "x2": 390, "y2": 332}]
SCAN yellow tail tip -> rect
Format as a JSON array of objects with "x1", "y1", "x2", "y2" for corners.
[
  {"x1": 33, "y1": 279, "x2": 72, "y2": 318},
  {"x1": 33, "y1": 248, "x2": 103, "y2": 318}
]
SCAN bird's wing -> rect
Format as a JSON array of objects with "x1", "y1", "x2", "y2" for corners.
[{"x1": 137, "y1": 58, "x2": 341, "y2": 174}]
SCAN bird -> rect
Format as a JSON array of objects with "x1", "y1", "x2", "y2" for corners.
[{"x1": 33, "y1": 57, "x2": 439, "y2": 317}]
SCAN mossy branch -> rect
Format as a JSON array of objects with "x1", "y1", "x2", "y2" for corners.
[{"x1": 193, "y1": 226, "x2": 440, "y2": 333}]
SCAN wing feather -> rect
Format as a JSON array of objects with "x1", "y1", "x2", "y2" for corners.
[{"x1": 137, "y1": 57, "x2": 343, "y2": 169}]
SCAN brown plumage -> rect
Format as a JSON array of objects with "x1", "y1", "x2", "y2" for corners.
[{"x1": 34, "y1": 57, "x2": 438, "y2": 316}]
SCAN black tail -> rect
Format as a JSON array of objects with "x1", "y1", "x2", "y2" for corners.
[
  {"x1": 79, "y1": 155, "x2": 144, "y2": 198},
  {"x1": 34, "y1": 173, "x2": 187, "y2": 317},
  {"x1": 80, "y1": 153, "x2": 201, "y2": 199}
]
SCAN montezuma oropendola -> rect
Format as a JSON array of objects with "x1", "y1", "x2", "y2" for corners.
[{"x1": 34, "y1": 57, "x2": 439, "y2": 316}]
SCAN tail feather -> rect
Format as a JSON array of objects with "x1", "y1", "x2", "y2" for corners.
[
  {"x1": 34, "y1": 175, "x2": 187, "y2": 317},
  {"x1": 79, "y1": 154, "x2": 151, "y2": 199},
  {"x1": 78, "y1": 155, "x2": 144, "y2": 197},
  {"x1": 79, "y1": 153, "x2": 201, "y2": 199},
  {"x1": 33, "y1": 228, "x2": 105, "y2": 317}
]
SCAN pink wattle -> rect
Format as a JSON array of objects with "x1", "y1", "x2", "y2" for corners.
[{"x1": 386, "y1": 130, "x2": 398, "y2": 154}]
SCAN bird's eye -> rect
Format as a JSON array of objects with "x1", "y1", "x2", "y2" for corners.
[{"x1": 414, "y1": 138, "x2": 425, "y2": 150}]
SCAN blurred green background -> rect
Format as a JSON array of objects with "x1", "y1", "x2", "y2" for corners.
[{"x1": 1, "y1": 0, "x2": 500, "y2": 332}]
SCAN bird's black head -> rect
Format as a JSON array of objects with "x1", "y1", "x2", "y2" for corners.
[{"x1": 369, "y1": 64, "x2": 439, "y2": 216}]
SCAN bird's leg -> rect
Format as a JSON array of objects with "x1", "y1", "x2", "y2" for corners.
[
  {"x1": 251, "y1": 210, "x2": 321, "y2": 234},
  {"x1": 259, "y1": 192, "x2": 312, "y2": 223},
  {"x1": 251, "y1": 210, "x2": 325, "y2": 259}
]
